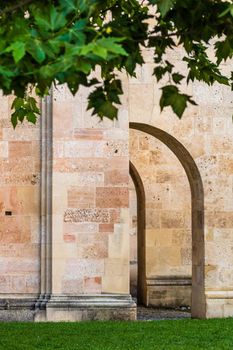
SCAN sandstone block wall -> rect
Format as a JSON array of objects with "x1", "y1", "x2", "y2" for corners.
[
  {"x1": 129, "y1": 129, "x2": 192, "y2": 307},
  {"x1": 0, "y1": 95, "x2": 40, "y2": 297},
  {"x1": 128, "y1": 46, "x2": 233, "y2": 316},
  {"x1": 51, "y1": 85, "x2": 130, "y2": 296},
  {"x1": 0, "y1": 45, "x2": 233, "y2": 319}
]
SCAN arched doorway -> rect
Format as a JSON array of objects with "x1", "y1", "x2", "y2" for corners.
[{"x1": 129, "y1": 122, "x2": 205, "y2": 319}]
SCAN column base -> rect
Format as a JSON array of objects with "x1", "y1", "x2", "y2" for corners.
[
  {"x1": 35, "y1": 294, "x2": 136, "y2": 322},
  {"x1": 206, "y1": 291, "x2": 233, "y2": 318},
  {"x1": 146, "y1": 277, "x2": 191, "y2": 308},
  {"x1": 0, "y1": 296, "x2": 38, "y2": 321}
]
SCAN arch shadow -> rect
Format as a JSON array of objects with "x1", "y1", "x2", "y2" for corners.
[{"x1": 129, "y1": 122, "x2": 205, "y2": 319}]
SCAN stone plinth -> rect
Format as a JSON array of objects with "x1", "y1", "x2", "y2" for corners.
[
  {"x1": 146, "y1": 277, "x2": 191, "y2": 308},
  {"x1": 35, "y1": 294, "x2": 136, "y2": 322},
  {"x1": 0, "y1": 297, "x2": 38, "y2": 321}
]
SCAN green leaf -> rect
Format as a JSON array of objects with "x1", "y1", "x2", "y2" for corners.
[
  {"x1": 107, "y1": 90, "x2": 121, "y2": 104},
  {"x1": 0, "y1": 66, "x2": 15, "y2": 78},
  {"x1": 49, "y1": 6, "x2": 67, "y2": 31},
  {"x1": 97, "y1": 38, "x2": 128, "y2": 56},
  {"x1": 80, "y1": 43, "x2": 94, "y2": 56},
  {"x1": 11, "y1": 96, "x2": 39, "y2": 127},
  {"x1": 34, "y1": 5, "x2": 67, "y2": 32},
  {"x1": 93, "y1": 45, "x2": 108, "y2": 59},
  {"x1": 26, "y1": 40, "x2": 46, "y2": 63},
  {"x1": 28, "y1": 97, "x2": 40, "y2": 113},
  {"x1": 219, "y1": 4, "x2": 233, "y2": 18},
  {"x1": 16, "y1": 108, "x2": 27, "y2": 122},
  {"x1": 76, "y1": 59, "x2": 92, "y2": 74},
  {"x1": 11, "y1": 108, "x2": 27, "y2": 127},
  {"x1": 5, "y1": 41, "x2": 26, "y2": 63},
  {"x1": 125, "y1": 56, "x2": 137, "y2": 75},
  {"x1": 34, "y1": 12, "x2": 51, "y2": 32},
  {"x1": 150, "y1": 0, "x2": 175, "y2": 17},
  {"x1": 11, "y1": 112, "x2": 18, "y2": 129},
  {"x1": 11, "y1": 97, "x2": 25, "y2": 110},
  {"x1": 172, "y1": 94, "x2": 187, "y2": 117},
  {"x1": 172, "y1": 73, "x2": 184, "y2": 84},
  {"x1": 160, "y1": 85, "x2": 196, "y2": 118},
  {"x1": 26, "y1": 111, "x2": 37, "y2": 124},
  {"x1": 153, "y1": 63, "x2": 174, "y2": 81},
  {"x1": 73, "y1": 19, "x2": 88, "y2": 31},
  {"x1": 77, "y1": 0, "x2": 90, "y2": 13},
  {"x1": 215, "y1": 39, "x2": 233, "y2": 63},
  {"x1": 60, "y1": 0, "x2": 76, "y2": 12},
  {"x1": 99, "y1": 101, "x2": 118, "y2": 120}
]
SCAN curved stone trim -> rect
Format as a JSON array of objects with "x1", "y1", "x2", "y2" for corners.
[
  {"x1": 129, "y1": 122, "x2": 205, "y2": 319},
  {"x1": 130, "y1": 161, "x2": 146, "y2": 305}
]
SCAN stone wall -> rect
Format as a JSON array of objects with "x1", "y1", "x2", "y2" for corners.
[
  {"x1": 51, "y1": 85, "x2": 130, "y2": 297},
  {"x1": 129, "y1": 129, "x2": 192, "y2": 307},
  {"x1": 0, "y1": 86, "x2": 136, "y2": 321},
  {"x1": 0, "y1": 94, "x2": 40, "y2": 297},
  {"x1": 128, "y1": 46, "x2": 233, "y2": 317},
  {"x1": 0, "y1": 44, "x2": 233, "y2": 320}
]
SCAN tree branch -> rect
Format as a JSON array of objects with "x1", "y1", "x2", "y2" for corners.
[{"x1": 0, "y1": 0, "x2": 33, "y2": 15}]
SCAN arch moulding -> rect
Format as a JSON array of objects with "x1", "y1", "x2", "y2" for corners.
[
  {"x1": 129, "y1": 122, "x2": 206, "y2": 319},
  {"x1": 130, "y1": 161, "x2": 146, "y2": 306}
]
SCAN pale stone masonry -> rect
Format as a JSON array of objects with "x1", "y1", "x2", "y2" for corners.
[{"x1": 0, "y1": 47, "x2": 233, "y2": 320}]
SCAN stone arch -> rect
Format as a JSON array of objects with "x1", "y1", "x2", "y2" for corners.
[
  {"x1": 129, "y1": 122, "x2": 205, "y2": 319},
  {"x1": 130, "y1": 161, "x2": 146, "y2": 305}
]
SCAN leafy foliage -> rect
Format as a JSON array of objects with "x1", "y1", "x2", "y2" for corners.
[{"x1": 0, "y1": 0, "x2": 233, "y2": 126}]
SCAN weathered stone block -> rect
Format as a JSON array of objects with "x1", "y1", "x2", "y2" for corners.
[
  {"x1": 64, "y1": 209, "x2": 110, "y2": 223},
  {"x1": 96, "y1": 187, "x2": 129, "y2": 208}
]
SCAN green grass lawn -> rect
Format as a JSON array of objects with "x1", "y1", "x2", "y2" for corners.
[{"x1": 0, "y1": 319, "x2": 233, "y2": 350}]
